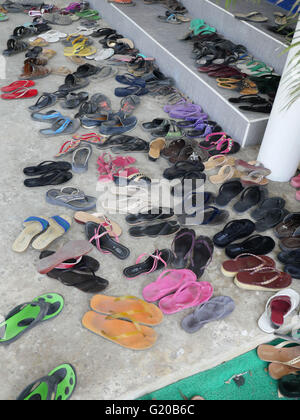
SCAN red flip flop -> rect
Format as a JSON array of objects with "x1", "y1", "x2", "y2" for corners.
[
  {"x1": 1, "y1": 80, "x2": 35, "y2": 93},
  {"x1": 221, "y1": 253, "x2": 276, "y2": 277},
  {"x1": 1, "y1": 87, "x2": 38, "y2": 100}
]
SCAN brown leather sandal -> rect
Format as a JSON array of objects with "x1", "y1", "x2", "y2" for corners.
[{"x1": 20, "y1": 61, "x2": 51, "y2": 80}]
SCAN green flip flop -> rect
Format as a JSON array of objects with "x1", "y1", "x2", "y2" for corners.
[
  {"x1": 0, "y1": 293, "x2": 64, "y2": 345},
  {"x1": 0, "y1": 13, "x2": 8, "y2": 21},
  {"x1": 17, "y1": 363, "x2": 77, "y2": 400},
  {"x1": 75, "y1": 9, "x2": 101, "y2": 20},
  {"x1": 190, "y1": 18, "x2": 205, "y2": 34}
]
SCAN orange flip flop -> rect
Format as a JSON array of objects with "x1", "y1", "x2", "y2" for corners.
[
  {"x1": 74, "y1": 211, "x2": 122, "y2": 238},
  {"x1": 82, "y1": 311, "x2": 157, "y2": 350},
  {"x1": 90, "y1": 294, "x2": 163, "y2": 326},
  {"x1": 268, "y1": 362, "x2": 300, "y2": 380}
]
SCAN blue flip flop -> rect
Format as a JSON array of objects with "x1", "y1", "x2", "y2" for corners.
[
  {"x1": 31, "y1": 110, "x2": 63, "y2": 122},
  {"x1": 99, "y1": 114, "x2": 137, "y2": 136},
  {"x1": 40, "y1": 117, "x2": 80, "y2": 136},
  {"x1": 114, "y1": 85, "x2": 149, "y2": 97},
  {"x1": 115, "y1": 73, "x2": 146, "y2": 87}
]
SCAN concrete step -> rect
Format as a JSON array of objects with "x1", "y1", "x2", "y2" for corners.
[{"x1": 90, "y1": 0, "x2": 284, "y2": 147}]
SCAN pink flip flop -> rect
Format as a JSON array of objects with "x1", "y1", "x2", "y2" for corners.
[
  {"x1": 142, "y1": 269, "x2": 197, "y2": 303},
  {"x1": 158, "y1": 281, "x2": 213, "y2": 315}
]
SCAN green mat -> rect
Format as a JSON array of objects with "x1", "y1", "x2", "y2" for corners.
[{"x1": 139, "y1": 340, "x2": 296, "y2": 401}]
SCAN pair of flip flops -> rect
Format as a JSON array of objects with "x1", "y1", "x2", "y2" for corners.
[
  {"x1": 82, "y1": 295, "x2": 162, "y2": 350},
  {"x1": 126, "y1": 210, "x2": 180, "y2": 238},
  {"x1": 1, "y1": 79, "x2": 38, "y2": 100},
  {"x1": 143, "y1": 268, "x2": 214, "y2": 315},
  {"x1": 23, "y1": 160, "x2": 73, "y2": 187},
  {"x1": 31, "y1": 108, "x2": 80, "y2": 136},
  {"x1": 97, "y1": 134, "x2": 149, "y2": 154},
  {"x1": 12, "y1": 215, "x2": 72, "y2": 253}
]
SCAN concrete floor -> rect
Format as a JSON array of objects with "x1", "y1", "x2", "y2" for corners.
[{"x1": 0, "y1": 4, "x2": 300, "y2": 401}]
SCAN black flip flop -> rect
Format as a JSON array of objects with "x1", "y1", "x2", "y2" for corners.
[
  {"x1": 24, "y1": 170, "x2": 72, "y2": 187},
  {"x1": 225, "y1": 234, "x2": 276, "y2": 258},
  {"x1": 284, "y1": 264, "x2": 300, "y2": 280},
  {"x1": 28, "y1": 93, "x2": 58, "y2": 111},
  {"x1": 171, "y1": 228, "x2": 196, "y2": 269},
  {"x1": 23, "y1": 161, "x2": 71, "y2": 176},
  {"x1": 61, "y1": 92, "x2": 89, "y2": 109},
  {"x1": 213, "y1": 219, "x2": 256, "y2": 248},
  {"x1": 201, "y1": 206, "x2": 229, "y2": 225},
  {"x1": 215, "y1": 180, "x2": 244, "y2": 207},
  {"x1": 278, "y1": 250, "x2": 300, "y2": 265},
  {"x1": 188, "y1": 236, "x2": 214, "y2": 278},
  {"x1": 233, "y1": 186, "x2": 268, "y2": 213},
  {"x1": 86, "y1": 222, "x2": 130, "y2": 260},
  {"x1": 123, "y1": 249, "x2": 173, "y2": 278},
  {"x1": 251, "y1": 197, "x2": 286, "y2": 220},
  {"x1": 255, "y1": 208, "x2": 289, "y2": 232},
  {"x1": 163, "y1": 161, "x2": 205, "y2": 180},
  {"x1": 239, "y1": 103, "x2": 273, "y2": 114},
  {"x1": 125, "y1": 208, "x2": 174, "y2": 225},
  {"x1": 129, "y1": 220, "x2": 180, "y2": 238}
]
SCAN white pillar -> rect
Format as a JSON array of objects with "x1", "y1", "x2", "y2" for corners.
[{"x1": 257, "y1": 17, "x2": 300, "y2": 182}]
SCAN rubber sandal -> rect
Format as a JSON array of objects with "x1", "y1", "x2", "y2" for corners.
[
  {"x1": 251, "y1": 197, "x2": 286, "y2": 220},
  {"x1": 29, "y1": 93, "x2": 58, "y2": 111},
  {"x1": 30, "y1": 215, "x2": 72, "y2": 251},
  {"x1": 125, "y1": 207, "x2": 174, "y2": 225},
  {"x1": 58, "y1": 74, "x2": 89, "y2": 93},
  {"x1": 148, "y1": 137, "x2": 165, "y2": 161},
  {"x1": 123, "y1": 249, "x2": 172, "y2": 278},
  {"x1": 163, "y1": 161, "x2": 205, "y2": 180},
  {"x1": 12, "y1": 216, "x2": 50, "y2": 253},
  {"x1": 258, "y1": 289, "x2": 300, "y2": 333},
  {"x1": 86, "y1": 222, "x2": 130, "y2": 259},
  {"x1": 99, "y1": 115, "x2": 137, "y2": 136},
  {"x1": 159, "y1": 281, "x2": 213, "y2": 315},
  {"x1": 61, "y1": 92, "x2": 89, "y2": 109},
  {"x1": 181, "y1": 296, "x2": 235, "y2": 333},
  {"x1": 171, "y1": 228, "x2": 196, "y2": 269},
  {"x1": 222, "y1": 254, "x2": 276, "y2": 277},
  {"x1": 200, "y1": 206, "x2": 229, "y2": 226},
  {"x1": 225, "y1": 234, "x2": 276, "y2": 259},
  {"x1": 23, "y1": 161, "x2": 71, "y2": 176},
  {"x1": 235, "y1": 267, "x2": 292, "y2": 291},
  {"x1": 233, "y1": 186, "x2": 268, "y2": 213},
  {"x1": 215, "y1": 180, "x2": 244, "y2": 207},
  {"x1": 255, "y1": 208, "x2": 289, "y2": 232},
  {"x1": 234, "y1": 11, "x2": 268, "y2": 22},
  {"x1": 71, "y1": 144, "x2": 92, "y2": 173},
  {"x1": 46, "y1": 187, "x2": 96, "y2": 211},
  {"x1": 187, "y1": 235, "x2": 214, "y2": 278},
  {"x1": 1, "y1": 87, "x2": 38, "y2": 100},
  {"x1": 0, "y1": 293, "x2": 64, "y2": 345},
  {"x1": 82, "y1": 311, "x2": 156, "y2": 350},
  {"x1": 143, "y1": 268, "x2": 197, "y2": 302},
  {"x1": 129, "y1": 221, "x2": 180, "y2": 238},
  {"x1": 3, "y1": 39, "x2": 28, "y2": 56},
  {"x1": 204, "y1": 155, "x2": 235, "y2": 171},
  {"x1": 40, "y1": 117, "x2": 80, "y2": 137},
  {"x1": 24, "y1": 169, "x2": 73, "y2": 187},
  {"x1": 1, "y1": 80, "x2": 35, "y2": 92},
  {"x1": 17, "y1": 364, "x2": 77, "y2": 400},
  {"x1": 90, "y1": 295, "x2": 163, "y2": 326},
  {"x1": 213, "y1": 219, "x2": 256, "y2": 248}
]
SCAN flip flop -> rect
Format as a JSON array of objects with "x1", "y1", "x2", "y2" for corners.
[
  {"x1": 278, "y1": 373, "x2": 300, "y2": 398},
  {"x1": 40, "y1": 117, "x2": 80, "y2": 136},
  {"x1": 235, "y1": 267, "x2": 292, "y2": 291},
  {"x1": 12, "y1": 216, "x2": 49, "y2": 253},
  {"x1": 143, "y1": 268, "x2": 197, "y2": 302},
  {"x1": 234, "y1": 11, "x2": 268, "y2": 22},
  {"x1": 221, "y1": 254, "x2": 276, "y2": 278},
  {"x1": 86, "y1": 222, "x2": 130, "y2": 260},
  {"x1": 90, "y1": 294, "x2": 163, "y2": 326},
  {"x1": 213, "y1": 219, "x2": 256, "y2": 248},
  {"x1": 24, "y1": 170, "x2": 73, "y2": 188},
  {"x1": 37, "y1": 239, "x2": 93, "y2": 274},
  {"x1": 209, "y1": 165, "x2": 241, "y2": 185},
  {"x1": 258, "y1": 341, "x2": 300, "y2": 371},
  {"x1": 204, "y1": 155, "x2": 235, "y2": 171},
  {"x1": 251, "y1": 197, "x2": 286, "y2": 220},
  {"x1": 215, "y1": 180, "x2": 244, "y2": 207},
  {"x1": 28, "y1": 93, "x2": 58, "y2": 111},
  {"x1": 181, "y1": 296, "x2": 235, "y2": 333},
  {"x1": 128, "y1": 220, "x2": 180, "y2": 238},
  {"x1": 159, "y1": 281, "x2": 213, "y2": 315},
  {"x1": 1, "y1": 80, "x2": 35, "y2": 92},
  {"x1": 31, "y1": 215, "x2": 72, "y2": 251},
  {"x1": 1, "y1": 88, "x2": 38, "y2": 100},
  {"x1": 233, "y1": 186, "x2": 268, "y2": 213},
  {"x1": 74, "y1": 212, "x2": 122, "y2": 238},
  {"x1": 171, "y1": 228, "x2": 196, "y2": 269},
  {"x1": 46, "y1": 187, "x2": 97, "y2": 211},
  {"x1": 0, "y1": 293, "x2": 64, "y2": 345},
  {"x1": 82, "y1": 312, "x2": 157, "y2": 350},
  {"x1": 187, "y1": 236, "x2": 214, "y2": 278},
  {"x1": 255, "y1": 208, "x2": 289, "y2": 232},
  {"x1": 72, "y1": 144, "x2": 92, "y2": 173},
  {"x1": 17, "y1": 363, "x2": 77, "y2": 400},
  {"x1": 125, "y1": 208, "x2": 174, "y2": 225},
  {"x1": 225, "y1": 234, "x2": 276, "y2": 259},
  {"x1": 123, "y1": 249, "x2": 173, "y2": 278}
]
